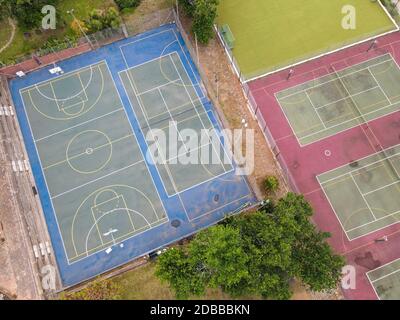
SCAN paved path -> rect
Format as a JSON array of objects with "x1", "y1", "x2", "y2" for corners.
[{"x1": 0, "y1": 18, "x2": 16, "y2": 55}]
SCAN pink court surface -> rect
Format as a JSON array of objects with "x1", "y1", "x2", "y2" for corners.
[{"x1": 248, "y1": 31, "x2": 400, "y2": 300}]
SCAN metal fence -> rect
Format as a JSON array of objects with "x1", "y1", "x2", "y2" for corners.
[
  {"x1": 216, "y1": 25, "x2": 299, "y2": 193},
  {"x1": 172, "y1": 7, "x2": 235, "y2": 152},
  {"x1": 88, "y1": 26, "x2": 126, "y2": 48}
]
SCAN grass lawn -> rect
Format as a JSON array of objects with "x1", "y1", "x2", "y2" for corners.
[
  {"x1": 217, "y1": 0, "x2": 397, "y2": 80},
  {"x1": 112, "y1": 261, "x2": 259, "y2": 300},
  {"x1": 111, "y1": 261, "x2": 310, "y2": 300},
  {"x1": 0, "y1": 0, "x2": 116, "y2": 63},
  {"x1": 0, "y1": 19, "x2": 13, "y2": 50}
]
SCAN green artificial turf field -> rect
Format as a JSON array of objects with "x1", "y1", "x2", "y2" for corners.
[{"x1": 217, "y1": 0, "x2": 397, "y2": 81}]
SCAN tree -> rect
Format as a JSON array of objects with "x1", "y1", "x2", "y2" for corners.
[
  {"x1": 156, "y1": 193, "x2": 345, "y2": 299},
  {"x1": 114, "y1": 0, "x2": 142, "y2": 11},
  {"x1": 60, "y1": 278, "x2": 122, "y2": 300},
  {"x1": 188, "y1": 225, "x2": 250, "y2": 294},
  {"x1": 85, "y1": 8, "x2": 121, "y2": 33},
  {"x1": 0, "y1": 0, "x2": 11, "y2": 20},
  {"x1": 179, "y1": 0, "x2": 219, "y2": 44},
  {"x1": 7, "y1": 0, "x2": 58, "y2": 30},
  {"x1": 156, "y1": 247, "x2": 206, "y2": 299}
]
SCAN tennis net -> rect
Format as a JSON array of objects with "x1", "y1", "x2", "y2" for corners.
[{"x1": 331, "y1": 65, "x2": 400, "y2": 181}]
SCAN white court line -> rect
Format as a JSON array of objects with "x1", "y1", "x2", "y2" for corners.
[
  {"x1": 368, "y1": 257, "x2": 400, "y2": 284},
  {"x1": 317, "y1": 146, "x2": 400, "y2": 239},
  {"x1": 118, "y1": 29, "x2": 251, "y2": 222},
  {"x1": 146, "y1": 96, "x2": 204, "y2": 123},
  {"x1": 363, "y1": 180, "x2": 400, "y2": 196},
  {"x1": 305, "y1": 91, "x2": 326, "y2": 129},
  {"x1": 367, "y1": 67, "x2": 392, "y2": 104},
  {"x1": 158, "y1": 87, "x2": 190, "y2": 156},
  {"x1": 51, "y1": 160, "x2": 145, "y2": 199},
  {"x1": 168, "y1": 53, "x2": 228, "y2": 173},
  {"x1": 277, "y1": 55, "x2": 392, "y2": 100},
  {"x1": 19, "y1": 59, "x2": 171, "y2": 265},
  {"x1": 35, "y1": 108, "x2": 124, "y2": 142},
  {"x1": 313, "y1": 86, "x2": 380, "y2": 111},
  {"x1": 297, "y1": 101, "x2": 399, "y2": 144},
  {"x1": 319, "y1": 150, "x2": 400, "y2": 185},
  {"x1": 274, "y1": 54, "x2": 400, "y2": 146},
  {"x1": 137, "y1": 78, "x2": 181, "y2": 96},
  {"x1": 20, "y1": 60, "x2": 106, "y2": 93},
  {"x1": 244, "y1": 0, "x2": 399, "y2": 84},
  {"x1": 121, "y1": 51, "x2": 234, "y2": 195},
  {"x1": 122, "y1": 66, "x2": 191, "y2": 221},
  {"x1": 349, "y1": 173, "x2": 377, "y2": 220},
  {"x1": 370, "y1": 268, "x2": 400, "y2": 284},
  {"x1": 317, "y1": 143, "x2": 400, "y2": 179},
  {"x1": 346, "y1": 209, "x2": 400, "y2": 233}
]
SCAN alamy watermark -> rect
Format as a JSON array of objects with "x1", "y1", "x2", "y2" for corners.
[
  {"x1": 342, "y1": 5, "x2": 356, "y2": 30},
  {"x1": 41, "y1": 5, "x2": 57, "y2": 30},
  {"x1": 145, "y1": 123, "x2": 255, "y2": 176}
]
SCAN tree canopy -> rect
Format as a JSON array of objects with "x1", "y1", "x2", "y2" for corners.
[
  {"x1": 179, "y1": 0, "x2": 219, "y2": 44},
  {"x1": 156, "y1": 193, "x2": 345, "y2": 299},
  {"x1": 1, "y1": 0, "x2": 59, "y2": 30}
]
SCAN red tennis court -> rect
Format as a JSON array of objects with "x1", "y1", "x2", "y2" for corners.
[{"x1": 247, "y1": 31, "x2": 400, "y2": 300}]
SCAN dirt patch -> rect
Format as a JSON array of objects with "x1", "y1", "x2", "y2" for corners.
[{"x1": 177, "y1": 14, "x2": 286, "y2": 201}]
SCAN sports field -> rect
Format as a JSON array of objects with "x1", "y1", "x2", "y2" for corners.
[
  {"x1": 217, "y1": 0, "x2": 397, "y2": 80},
  {"x1": 248, "y1": 29, "x2": 400, "y2": 299},
  {"x1": 276, "y1": 54, "x2": 400, "y2": 146},
  {"x1": 10, "y1": 25, "x2": 255, "y2": 285}
]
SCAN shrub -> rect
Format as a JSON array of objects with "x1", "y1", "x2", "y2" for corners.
[
  {"x1": 115, "y1": 0, "x2": 142, "y2": 10},
  {"x1": 263, "y1": 175, "x2": 279, "y2": 193},
  {"x1": 85, "y1": 8, "x2": 121, "y2": 33}
]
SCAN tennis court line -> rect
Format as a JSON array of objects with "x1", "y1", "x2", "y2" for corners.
[
  {"x1": 319, "y1": 150, "x2": 400, "y2": 185},
  {"x1": 367, "y1": 257, "x2": 400, "y2": 283},
  {"x1": 103, "y1": 62, "x2": 169, "y2": 227},
  {"x1": 364, "y1": 180, "x2": 400, "y2": 196},
  {"x1": 120, "y1": 59, "x2": 192, "y2": 223},
  {"x1": 313, "y1": 86, "x2": 381, "y2": 111},
  {"x1": 349, "y1": 173, "x2": 377, "y2": 220},
  {"x1": 276, "y1": 54, "x2": 393, "y2": 100},
  {"x1": 123, "y1": 66, "x2": 182, "y2": 196},
  {"x1": 318, "y1": 145, "x2": 400, "y2": 239},
  {"x1": 367, "y1": 257, "x2": 400, "y2": 300},
  {"x1": 346, "y1": 209, "x2": 400, "y2": 233},
  {"x1": 305, "y1": 91, "x2": 326, "y2": 129},
  {"x1": 35, "y1": 108, "x2": 124, "y2": 142},
  {"x1": 120, "y1": 30, "x2": 250, "y2": 222},
  {"x1": 137, "y1": 78, "x2": 181, "y2": 96},
  {"x1": 289, "y1": 99, "x2": 399, "y2": 145},
  {"x1": 244, "y1": 0, "x2": 399, "y2": 83},
  {"x1": 367, "y1": 67, "x2": 392, "y2": 104},
  {"x1": 120, "y1": 52, "x2": 233, "y2": 196},
  {"x1": 145, "y1": 96, "x2": 205, "y2": 124},
  {"x1": 168, "y1": 53, "x2": 229, "y2": 172},
  {"x1": 275, "y1": 54, "x2": 400, "y2": 146}
]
